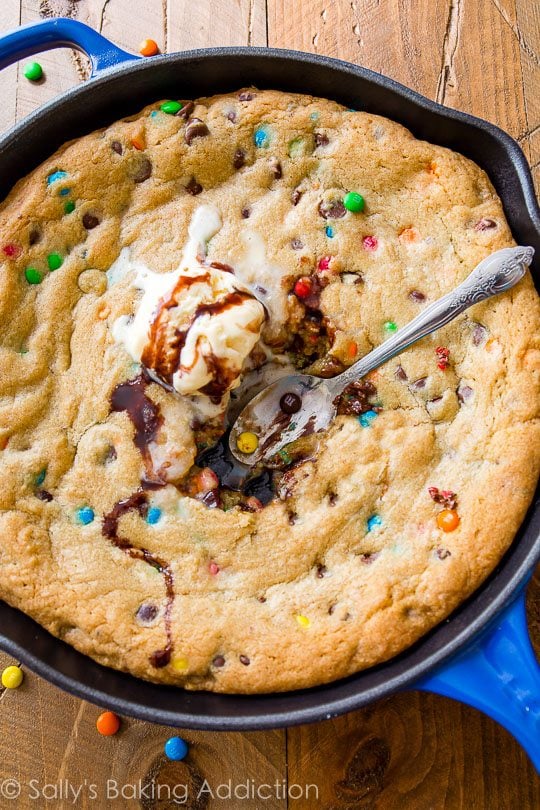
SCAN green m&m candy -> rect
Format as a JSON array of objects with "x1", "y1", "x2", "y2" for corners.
[
  {"x1": 47, "y1": 252, "x2": 63, "y2": 271},
  {"x1": 343, "y1": 191, "x2": 365, "y2": 212},
  {"x1": 160, "y1": 100, "x2": 183, "y2": 115},
  {"x1": 25, "y1": 267, "x2": 42, "y2": 285},
  {"x1": 24, "y1": 62, "x2": 43, "y2": 82}
]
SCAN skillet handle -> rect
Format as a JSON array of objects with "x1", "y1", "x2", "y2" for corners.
[
  {"x1": 0, "y1": 18, "x2": 139, "y2": 77},
  {"x1": 416, "y1": 588, "x2": 540, "y2": 771}
]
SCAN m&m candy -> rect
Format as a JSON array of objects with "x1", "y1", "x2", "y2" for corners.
[
  {"x1": 437, "y1": 510, "x2": 460, "y2": 532},
  {"x1": 236, "y1": 432, "x2": 258, "y2": 454},
  {"x1": 96, "y1": 711, "x2": 120, "y2": 736},
  {"x1": 24, "y1": 61, "x2": 43, "y2": 82},
  {"x1": 160, "y1": 100, "x2": 183, "y2": 115},
  {"x1": 164, "y1": 736, "x2": 189, "y2": 761},
  {"x1": 2, "y1": 665, "x2": 23, "y2": 689},
  {"x1": 343, "y1": 191, "x2": 365, "y2": 212},
  {"x1": 139, "y1": 39, "x2": 159, "y2": 57}
]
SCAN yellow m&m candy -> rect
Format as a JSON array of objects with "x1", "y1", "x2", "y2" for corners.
[
  {"x1": 236, "y1": 432, "x2": 259, "y2": 455},
  {"x1": 2, "y1": 665, "x2": 23, "y2": 689}
]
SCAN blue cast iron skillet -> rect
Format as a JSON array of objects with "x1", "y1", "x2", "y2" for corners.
[{"x1": 0, "y1": 18, "x2": 538, "y2": 768}]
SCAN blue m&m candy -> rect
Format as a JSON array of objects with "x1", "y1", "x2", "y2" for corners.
[{"x1": 164, "y1": 736, "x2": 189, "y2": 761}]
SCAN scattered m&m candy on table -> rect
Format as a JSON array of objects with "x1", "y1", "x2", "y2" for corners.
[
  {"x1": 139, "y1": 38, "x2": 160, "y2": 57},
  {"x1": 24, "y1": 61, "x2": 43, "y2": 82},
  {"x1": 96, "y1": 710, "x2": 121, "y2": 736},
  {"x1": 2, "y1": 665, "x2": 23, "y2": 689},
  {"x1": 164, "y1": 736, "x2": 189, "y2": 761}
]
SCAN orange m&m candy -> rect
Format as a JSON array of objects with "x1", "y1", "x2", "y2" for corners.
[
  {"x1": 437, "y1": 509, "x2": 460, "y2": 533},
  {"x1": 139, "y1": 39, "x2": 159, "y2": 57},
  {"x1": 96, "y1": 711, "x2": 121, "y2": 736}
]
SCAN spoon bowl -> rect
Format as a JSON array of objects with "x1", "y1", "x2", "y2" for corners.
[{"x1": 229, "y1": 374, "x2": 336, "y2": 465}]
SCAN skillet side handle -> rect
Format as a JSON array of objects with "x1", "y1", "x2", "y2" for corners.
[
  {"x1": 415, "y1": 590, "x2": 540, "y2": 772},
  {"x1": 0, "y1": 18, "x2": 139, "y2": 77}
]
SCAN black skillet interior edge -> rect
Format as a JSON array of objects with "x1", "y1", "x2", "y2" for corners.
[{"x1": 0, "y1": 48, "x2": 539, "y2": 730}]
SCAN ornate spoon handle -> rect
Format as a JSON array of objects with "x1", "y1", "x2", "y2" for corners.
[{"x1": 326, "y1": 246, "x2": 534, "y2": 396}]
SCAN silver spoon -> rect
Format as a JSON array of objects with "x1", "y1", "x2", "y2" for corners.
[{"x1": 229, "y1": 245, "x2": 534, "y2": 465}]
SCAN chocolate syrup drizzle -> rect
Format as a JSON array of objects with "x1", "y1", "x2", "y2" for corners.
[
  {"x1": 110, "y1": 372, "x2": 164, "y2": 485},
  {"x1": 109, "y1": 376, "x2": 175, "y2": 667},
  {"x1": 102, "y1": 489, "x2": 175, "y2": 668}
]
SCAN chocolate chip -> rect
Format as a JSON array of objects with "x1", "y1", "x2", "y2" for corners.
[
  {"x1": 316, "y1": 564, "x2": 327, "y2": 578},
  {"x1": 238, "y1": 91, "x2": 254, "y2": 101},
  {"x1": 269, "y1": 157, "x2": 282, "y2": 179},
  {"x1": 239, "y1": 655, "x2": 250, "y2": 666},
  {"x1": 409, "y1": 290, "x2": 426, "y2": 302},
  {"x1": 185, "y1": 176, "x2": 203, "y2": 195},
  {"x1": 457, "y1": 383, "x2": 473, "y2": 403},
  {"x1": 233, "y1": 148, "x2": 246, "y2": 169},
  {"x1": 288, "y1": 511, "x2": 298, "y2": 525},
  {"x1": 150, "y1": 648, "x2": 171, "y2": 668},
  {"x1": 212, "y1": 655, "x2": 225, "y2": 668},
  {"x1": 337, "y1": 379, "x2": 376, "y2": 415},
  {"x1": 410, "y1": 377, "x2": 427, "y2": 391},
  {"x1": 291, "y1": 189, "x2": 303, "y2": 206},
  {"x1": 136, "y1": 603, "x2": 159, "y2": 625},
  {"x1": 241, "y1": 206, "x2": 251, "y2": 218},
  {"x1": 395, "y1": 365, "x2": 408, "y2": 381},
  {"x1": 436, "y1": 548, "x2": 451, "y2": 559},
  {"x1": 82, "y1": 213, "x2": 100, "y2": 230},
  {"x1": 185, "y1": 117, "x2": 209, "y2": 144},
  {"x1": 133, "y1": 157, "x2": 152, "y2": 183},
  {"x1": 227, "y1": 110, "x2": 237, "y2": 123},
  {"x1": 36, "y1": 489, "x2": 53, "y2": 502},
  {"x1": 201, "y1": 489, "x2": 220, "y2": 508},
  {"x1": 111, "y1": 140, "x2": 123, "y2": 155},
  {"x1": 318, "y1": 199, "x2": 346, "y2": 219},
  {"x1": 177, "y1": 100, "x2": 195, "y2": 120},
  {"x1": 291, "y1": 238, "x2": 303, "y2": 250},
  {"x1": 474, "y1": 218, "x2": 497, "y2": 231},
  {"x1": 29, "y1": 228, "x2": 41, "y2": 246},
  {"x1": 257, "y1": 595, "x2": 267, "y2": 602},
  {"x1": 314, "y1": 131, "x2": 329, "y2": 147},
  {"x1": 280, "y1": 392, "x2": 301, "y2": 414},
  {"x1": 472, "y1": 323, "x2": 488, "y2": 346},
  {"x1": 328, "y1": 603, "x2": 336, "y2": 615},
  {"x1": 360, "y1": 552, "x2": 379, "y2": 564},
  {"x1": 328, "y1": 492, "x2": 338, "y2": 506}
]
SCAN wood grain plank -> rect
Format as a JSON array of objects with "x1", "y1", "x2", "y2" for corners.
[
  {"x1": 0, "y1": 649, "x2": 287, "y2": 809},
  {"x1": 0, "y1": 0, "x2": 20, "y2": 133},
  {"x1": 286, "y1": 688, "x2": 540, "y2": 809},
  {"x1": 16, "y1": 0, "x2": 82, "y2": 122},
  {"x1": 515, "y1": 0, "x2": 540, "y2": 192},
  {"x1": 80, "y1": 0, "x2": 165, "y2": 58},
  {"x1": 166, "y1": 0, "x2": 267, "y2": 50},
  {"x1": 267, "y1": 0, "x2": 450, "y2": 99}
]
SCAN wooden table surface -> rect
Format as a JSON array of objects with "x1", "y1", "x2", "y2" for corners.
[{"x1": 0, "y1": 1, "x2": 539, "y2": 807}]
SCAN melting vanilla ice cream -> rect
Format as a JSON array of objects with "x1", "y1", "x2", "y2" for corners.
[{"x1": 112, "y1": 206, "x2": 266, "y2": 417}]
